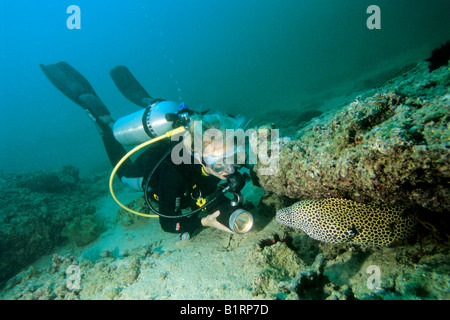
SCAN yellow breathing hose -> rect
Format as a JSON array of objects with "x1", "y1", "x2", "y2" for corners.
[{"x1": 109, "y1": 126, "x2": 186, "y2": 218}]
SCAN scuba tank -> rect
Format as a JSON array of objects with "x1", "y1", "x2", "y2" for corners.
[{"x1": 113, "y1": 100, "x2": 181, "y2": 146}]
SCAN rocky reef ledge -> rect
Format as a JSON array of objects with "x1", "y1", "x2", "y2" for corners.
[
  {"x1": 0, "y1": 166, "x2": 108, "y2": 286},
  {"x1": 254, "y1": 62, "x2": 449, "y2": 213}
]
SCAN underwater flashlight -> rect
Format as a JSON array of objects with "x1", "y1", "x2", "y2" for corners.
[
  {"x1": 213, "y1": 194, "x2": 254, "y2": 234},
  {"x1": 226, "y1": 208, "x2": 254, "y2": 234}
]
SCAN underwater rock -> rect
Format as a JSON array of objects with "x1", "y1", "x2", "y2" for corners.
[
  {"x1": 18, "y1": 166, "x2": 80, "y2": 194},
  {"x1": 0, "y1": 252, "x2": 143, "y2": 300},
  {"x1": 252, "y1": 242, "x2": 304, "y2": 299},
  {"x1": 252, "y1": 242, "x2": 332, "y2": 300},
  {"x1": 250, "y1": 230, "x2": 449, "y2": 300},
  {"x1": 277, "y1": 253, "x2": 328, "y2": 299},
  {"x1": 347, "y1": 244, "x2": 450, "y2": 300},
  {"x1": 0, "y1": 167, "x2": 105, "y2": 286},
  {"x1": 256, "y1": 192, "x2": 290, "y2": 219},
  {"x1": 61, "y1": 214, "x2": 103, "y2": 247},
  {"x1": 261, "y1": 242, "x2": 306, "y2": 277},
  {"x1": 425, "y1": 41, "x2": 450, "y2": 72},
  {"x1": 253, "y1": 61, "x2": 450, "y2": 213},
  {"x1": 115, "y1": 197, "x2": 151, "y2": 227}
]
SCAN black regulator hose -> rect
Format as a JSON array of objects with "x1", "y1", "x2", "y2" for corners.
[{"x1": 144, "y1": 153, "x2": 248, "y2": 219}]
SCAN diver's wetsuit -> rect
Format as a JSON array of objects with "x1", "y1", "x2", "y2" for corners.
[{"x1": 112, "y1": 138, "x2": 219, "y2": 234}]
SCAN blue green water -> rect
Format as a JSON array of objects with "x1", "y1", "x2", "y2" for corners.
[
  {"x1": 0, "y1": 0, "x2": 449, "y2": 175},
  {"x1": 0, "y1": 1, "x2": 449, "y2": 302}
]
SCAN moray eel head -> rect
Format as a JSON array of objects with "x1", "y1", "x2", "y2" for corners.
[{"x1": 275, "y1": 206, "x2": 296, "y2": 228}]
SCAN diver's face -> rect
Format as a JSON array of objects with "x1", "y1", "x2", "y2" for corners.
[
  {"x1": 201, "y1": 163, "x2": 232, "y2": 180},
  {"x1": 201, "y1": 146, "x2": 235, "y2": 180}
]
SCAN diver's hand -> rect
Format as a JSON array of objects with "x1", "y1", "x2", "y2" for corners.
[{"x1": 201, "y1": 210, "x2": 234, "y2": 233}]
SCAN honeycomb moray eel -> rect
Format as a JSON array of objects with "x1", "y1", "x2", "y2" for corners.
[{"x1": 276, "y1": 198, "x2": 418, "y2": 246}]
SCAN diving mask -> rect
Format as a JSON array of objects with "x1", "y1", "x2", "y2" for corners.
[{"x1": 203, "y1": 155, "x2": 235, "y2": 175}]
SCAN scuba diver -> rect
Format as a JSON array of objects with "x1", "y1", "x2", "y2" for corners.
[{"x1": 40, "y1": 62, "x2": 254, "y2": 239}]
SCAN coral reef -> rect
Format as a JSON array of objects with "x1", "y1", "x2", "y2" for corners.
[
  {"x1": 115, "y1": 197, "x2": 152, "y2": 227},
  {"x1": 250, "y1": 231, "x2": 449, "y2": 300},
  {"x1": 16, "y1": 165, "x2": 80, "y2": 194},
  {"x1": 0, "y1": 249, "x2": 145, "y2": 300},
  {"x1": 0, "y1": 167, "x2": 107, "y2": 286},
  {"x1": 252, "y1": 242, "x2": 326, "y2": 299},
  {"x1": 61, "y1": 215, "x2": 103, "y2": 247},
  {"x1": 253, "y1": 62, "x2": 449, "y2": 213},
  {"x1": 1, "y1": 60, "x2": 448, "y2": 301},
  {"x1": 0, "y1": 217, "x2": 448, "y2": 300}
]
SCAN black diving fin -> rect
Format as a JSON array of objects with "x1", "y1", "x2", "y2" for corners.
[
  {"x1": 40, "y1": 61, "x2": 132, "y2": 171},
  {"x1": 110, "y1": 65, "x2": 163, "y2": 108},
  {"x1": 40, "y1": 61, "x2": 110, "y2": 118}
]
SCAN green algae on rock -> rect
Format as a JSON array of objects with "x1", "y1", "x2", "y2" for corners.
[
  {"x1": 61, "y1": 214, "x2": 104, "y2": 247},
  {"x1": 0, "y1": 167, "x2": 106, "y2": 286},
  {"x1": 253, "y1": 62, "x2": 449, "y2": 213}
]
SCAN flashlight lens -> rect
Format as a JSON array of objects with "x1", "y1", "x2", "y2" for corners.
[{"x1": 229, "y1": 209, "x2": 253, "y2": 234}]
